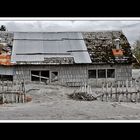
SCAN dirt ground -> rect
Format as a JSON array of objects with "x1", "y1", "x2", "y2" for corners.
[
  {"x1": 1, "y1": 80, "x2": 140, "y2": 120},
  {"x1": 0, "y1": 69, "x2": 140, "y2": 121}
]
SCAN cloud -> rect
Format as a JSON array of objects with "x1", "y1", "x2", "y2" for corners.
[{"x1": 1, "y1": 20, "x2": 140, "y2": 45}]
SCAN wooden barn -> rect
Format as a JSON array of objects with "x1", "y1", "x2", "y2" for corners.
[{"x1": 0, "y1": 31, "x2": 135, "y2": 87}]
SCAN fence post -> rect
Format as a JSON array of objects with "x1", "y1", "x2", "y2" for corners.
[
  {"x1": 105, "y1": 82, "x2": 107, "y2": 102},
  {"x1": 2, "y1": 81, "x2": 4, "y2": 104},
  {"x1": 115, "y1": 81, "x2": 118, "y2": 101},
  {"x1": 133, "y1": 80, "x2": 137, "y2": 102},
  {"x1": 101, "y1": 82, "x2": 104, "y2": 101},
  {"x1": 110, "y1": 82, "x2": 113, "y2": 101},
  {"x1": 118, "y1": 81, "x2": 121, "y2": 103},
  {"x1": 7, "y1": 81, "x2": 8, "y2": 91},
  {"x1": 126, "y1": 80, "x2": 129, "y2": 102}
]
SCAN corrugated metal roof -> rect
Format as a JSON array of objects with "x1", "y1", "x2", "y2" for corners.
[
  {"x1": 11, "y1": 32, "x2": 92, "y2": 64},
  {"x1": 14, "y1": 40, "x2": 44, "y2": 53},
  {"x1": 14, "y1": 32, "x2": 83, "y2": 40},
  {"x1": 13, "y1": 55, "x2": 44, "y2": 62},
  {"x1": 71, "y1": 52, "x2": 92, "y2": 63},
  {"x1": 43, "y1": 41, "x2": 68, "y2": 53}
]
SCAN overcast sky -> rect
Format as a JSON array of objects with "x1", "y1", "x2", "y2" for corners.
[{"x1": 1, "y1": 20, "x2": 140, "y2": 45}]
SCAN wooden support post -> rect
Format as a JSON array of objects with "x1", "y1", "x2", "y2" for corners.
[
  {"x1": 110, "y1": 82, "x2": 113, "y2": 101},
  {"x1": 129, "y1": 81, "x2": 132, "y2": 102},
  {"x1": 134, "y1": 80, "x2": 137, "y2": 102},
  {"x1": 89, "y1": 85, "x2": 92, "y2": 95},
  {"x1": 130, "y1": 80, "x2": 132, "y2": 93},
  {"x1": 135, "y1": 92, "x2": 138, "y2": 102},
  {"x1": 121, "y1": 81, "x2": 124, "y2": 102},
  {"x1": 0, "y1": 81, "x2": 2, "y2": 92},
  {"x1": 18, "y1": 93, "x2": 20, "y2": 103},
  {"x1": 22, "y1": 94, "x2": 25, "y2": 103},
  {"x1": 118, "y1": 81, "x2": 120, "y2": 93},
  {"x1": 2, "y1": 81, "x2": 4, "y2": 92},
  {"x1": 101, "y1": 82, "x2": 104, "y2": 101},
  {"x1": 0, "y1": 81, "x2": 1, "y2": 92},
  {"x1": 130, "y1": 92, "x2": 132, "y2": 102},
  {"x1": 11, "y1": 93, "x2": 13, "y2": 103},
  {"x1": 84, "y1": 82, "x2": 86, "y2": 93},
  {"x1": 139, "y1": 92, "x2": 140, "y2": 103},
  {"x1": 105, "y1": 93, "x2": 107, "y2": 102},
  {"x1": 108, "y1": 82, "x2": 110, "y2": 100},
  {"x1": 2, "y1": 93, "x2": 4, "y2": 104},
  {"x1": 105, "y1": 82, "x2": 108, "y2": 102},
  {"x1": 126, "y1": 93, "x2": 128, "y2": 102},
  {"x1": 126, "y1": 80, "x2": 129, "y2": 102},
  {"x1": 115, "y1": 81, "x2": 118, "y2": 101},
  {"x1": 15, "y1": 94, "x2": 18, "y2": 103},
  {"x1": 118, "y1": 81, "x2": 121, "y2": 102},
  {"x1": 126, "y1": 80, "x2": 128, "y2": 93},
  {"x1": 6, "y1": 81, "x2": 7, "y2": 91},
  {"x1": 1, "y1": 81, "x2": 4, "y2": 104},
  {"x1": 118, "y1": 93, "x2": 120, "y2": 103}
]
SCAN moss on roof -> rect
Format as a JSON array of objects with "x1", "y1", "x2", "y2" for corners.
[{"x1": 82, "y1": 31, "x2": 133, "y2": 64}]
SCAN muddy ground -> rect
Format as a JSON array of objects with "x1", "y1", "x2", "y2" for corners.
[{"x1": 0, "y1": 69, "x2": 140, "y2": 120}]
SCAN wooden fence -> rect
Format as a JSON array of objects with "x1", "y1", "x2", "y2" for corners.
[
  {"x1": 0, "y1": 80, "x2": 26, "y2": 104},
  {"x1": 101, "y1": 80, "x2": 140, "y2": 102}
]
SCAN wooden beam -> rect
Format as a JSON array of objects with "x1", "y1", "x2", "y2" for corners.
[{"x1": 31, "y1": 74, "x2": 49, "y2": 80}]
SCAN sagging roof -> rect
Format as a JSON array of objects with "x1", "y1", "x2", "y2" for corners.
[
  {"x1": 83, "y1": 31, "x2": 134, "y2": 64},
  {"x1": 11, "y1": 32, "x2": 92, "y2": 64},
  {"x1": 0, "y1": 31, "x2": 134, "y2": 65}
]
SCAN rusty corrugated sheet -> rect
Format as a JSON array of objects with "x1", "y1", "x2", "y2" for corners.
[{"x1": 0, "y1": 54, "x2": 13, "y2": 66}]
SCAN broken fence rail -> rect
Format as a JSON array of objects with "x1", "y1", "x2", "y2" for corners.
[
  {"x1": 101, "y1": 80, "x2": 140, "y2": 102},
  {"x1": 0, "y1": 80, "x2": 27, "y2": 104}
]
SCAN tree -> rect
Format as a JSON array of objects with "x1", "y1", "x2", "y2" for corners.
[
  {"x1": 0, "y1": 25, "x2": 6, "y2": 31},
  {"x1": 132, "y1": 40, "x2": 140, "y2": 67}
]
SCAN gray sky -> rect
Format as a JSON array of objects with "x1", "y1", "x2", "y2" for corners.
[{"x1": 1, "y1": 20, "x2": 140, "y2": 45}]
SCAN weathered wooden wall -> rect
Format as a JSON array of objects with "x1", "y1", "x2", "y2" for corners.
[
  {"x1": 0, "y1": 66, "x2": 14, "y2": 75},
  {"x1": 59, "y1": 65, "x2": 87, "y2": 86},
  {"x1": 87, "y1": 64, "x2": 132, "y2": 87},
  {"x1": 12, "y1": 64, "x2": 132, "y2": 87}
]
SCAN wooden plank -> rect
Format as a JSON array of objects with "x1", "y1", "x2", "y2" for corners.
[
  {"x1": 115, "y1": 81, "x2": 118, "y2": 101},
  {"x1": 110, "y1": 82, "x2": 113, "y2": 101},
  {"x1": 101, "y1": 82, "x2": 105, "y2": 101},
  {"x1": 122, "y1": 81, "x2": 125, "y2": 101},
  {"x1": 31, "y1": 74, "x2": 49, "y2": 80}
]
